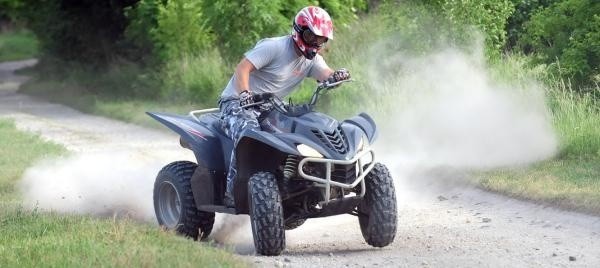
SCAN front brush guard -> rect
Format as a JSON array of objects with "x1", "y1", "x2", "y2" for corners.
[{"x1": 298, "y1": 149, "x2": 376, "y2": 204}]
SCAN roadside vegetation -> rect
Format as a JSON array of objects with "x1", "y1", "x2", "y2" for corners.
[
  {"x1": 1, "y1": 0, "x2": 599, "y2": 214},
  {"x1": 0, "y1": 119, "x2": 245, "y2": 267},
  {"x1": 0, "y1": 29, "x2": 37, "y2": 61}
]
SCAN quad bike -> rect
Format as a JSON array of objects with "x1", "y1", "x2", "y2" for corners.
[{"x1": 148, "y1": 80, "x2": 397, "y2": 256}]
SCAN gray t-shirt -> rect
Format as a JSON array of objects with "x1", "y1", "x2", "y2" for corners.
[{"x1": 221, "y1": 36, "x2": 330, "y2": 99}]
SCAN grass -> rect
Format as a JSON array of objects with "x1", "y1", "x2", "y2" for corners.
[
  {"x1": 0, "y1": 119, "x2": 65, "y2": 202},
  {"x1": 0, "y1": 30, "x2": 38, "y2": 62},
  {"x1": 547, "y1": 83, "x2": 600, "y2": 158},
  {"x1": 476, "y1": 157, "x2": 600, "y2": 214},
  {"x1": 0, "y1": 209, "x2": 245, "y2": 267},
  {"x1": 0, "y1": 119, "x2": 246, "y2": 267}
]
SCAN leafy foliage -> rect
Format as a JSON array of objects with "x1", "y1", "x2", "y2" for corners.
[
  {"x1": 125, "y1": 0, "x2": 214, "y2": 62},
  {"x1": 440, "y1": 0, "x2": 515, "y2": 52},
  {"x1": 504, "y1": 0, "x2": 558, "y2": 49},
  {"x1": 0, "y1": 29, "x2": 38, "y2": 61},
  {"x1": 520, "y1": 0, "x2": 600, "y2": 86},
  {"x1": 202, "y1": 0, "x2": 288, "y2": 62},
  {"x1": 17, "y1": 0, "x2": 139, "y2": 65},
  {"x1": 376, "y1": 0, "x2": 514, "y2": 57},
  {"x1": 0, "y1": 0, "x2": 22, "y2": 23},
  {"x1": 201, "y1": 0, "x2": 367, "y2": 62}
]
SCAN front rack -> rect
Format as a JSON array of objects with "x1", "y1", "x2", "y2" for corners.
[{"x1": 298, "y1": 148, "x2": 375, "y2": 204}]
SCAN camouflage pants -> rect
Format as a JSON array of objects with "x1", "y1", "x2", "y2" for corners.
[{"x1": 219, "y1": 98, "x2": 261, "y2": 195}]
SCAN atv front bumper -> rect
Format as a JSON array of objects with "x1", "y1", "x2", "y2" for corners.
[{"x1": 298, "y1": 148, "x2": 375, "y2": 204}]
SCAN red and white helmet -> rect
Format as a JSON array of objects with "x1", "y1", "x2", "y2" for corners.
[{"x1": 292, "y1": 6, "x2": 334, "y2": 59}]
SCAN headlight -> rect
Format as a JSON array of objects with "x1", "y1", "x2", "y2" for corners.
[
  {"x1": 358, "y1": 135, "x2": 369, "y2": 152},
  {"x1": 296, "y1": 144, "x2": 323, "y2": 158}
]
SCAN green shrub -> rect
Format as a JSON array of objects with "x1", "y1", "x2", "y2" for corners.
[
  {"x1": 504, "y1": 0, "x2": 558, "y2": 49},
  {"x1": 202, "y1": 0, "x2": 290, "y2": 62},
  {"x1": 0, "y1": 0, "x2": 20, "y2": 23},
  {"x1": 126, "y1": 0, "x2": 214, "y2": 62},
  {"x1": 161, "y1": 50, "x2": 230, "y2": 105},
  {"x1": 520, "y1": 0, "x2": 600, "y2": 87},
  {"x1": 430, "y1": 0, "x2": 515, "y2": 55},
  {"x1": 372, "y1": 1, "x2": 515, "y2": 57},
  {"x1": 203, "y1": 0, "x2": 367, "y2": 62},
  {"x1": 0, "y1": 29, "x2": 38, "y2": 61},
  {"x1": 17, "y1": 0, "x2": 139, "y2": 65}
]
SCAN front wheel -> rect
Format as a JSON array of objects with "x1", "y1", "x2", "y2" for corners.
[
  {"x1": 248, "y1": 172, "x2": 285, "y2": 255},
  {"x1": 358, "y1": 163, "x2": 397, "y2": 247},
  {"x1": 154, "y1": 161, "x2": 215, "y2": 240}
]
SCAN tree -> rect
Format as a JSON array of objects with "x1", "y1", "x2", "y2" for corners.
[{"x1": 520, "y1": 0, "x2": 600, "y2": 87}]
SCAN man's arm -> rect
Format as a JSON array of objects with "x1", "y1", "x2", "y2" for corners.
[
  {"x1": 234, "y1": 58, "x2": 257, "y2": 94},
  {"x1": 317, "y1": 67, "x2": 352, "y2": 83},
  {"x1": 315, "y1": 68, "x2": 334, "y2": 82}
]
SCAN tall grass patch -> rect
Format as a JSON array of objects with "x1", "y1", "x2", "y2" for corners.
[
  {"x1": 547, "y1": 83, "x2": 600, "y2": 158},
  {"x1": 161, "y1": 50, "x2": 230, "y2": 105},
  {"x1": 0, "y1": 29, "x2": 38, "y2": 62}
]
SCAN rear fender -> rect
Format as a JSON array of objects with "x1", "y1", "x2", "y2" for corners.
[{"x1": 146, "y1": 112, "x2": 225, "y2": 170}]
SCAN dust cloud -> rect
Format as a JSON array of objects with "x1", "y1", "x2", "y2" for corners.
[
  {"x1": 358, "y1": 41, "x2": 558, "y2": 193},
  {"x1": 19, "y1": 152, "x2": 160, "y2": 222},
  {"x1": 18, "y1": 150, "x2": 255, "y2": 248}
]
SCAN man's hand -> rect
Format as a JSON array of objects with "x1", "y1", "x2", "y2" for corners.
[
  {"x1": 239, "y1": 90, "x2": 254, "y2": 107},
  {"x1": 331, "y1": 68, "x2": 351, "y2": 82}
]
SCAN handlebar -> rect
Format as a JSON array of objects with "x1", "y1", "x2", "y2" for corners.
[
  {"x1": 317, "y1": 79, "x2": 353, "y2": 90},
  {"x1": 240, "y1": 79, "x2": 353, "y2": 112}
]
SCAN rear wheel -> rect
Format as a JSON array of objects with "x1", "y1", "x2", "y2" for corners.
[
  {"x1": 358, "y1": 163, "x2": 397, "y2": 247},
  {"x1": 248, "y1": 172, "x2": 285, "y2": 255},
  {"x1": 154, "y1": 161, "x2": 215, "y2": 240}
]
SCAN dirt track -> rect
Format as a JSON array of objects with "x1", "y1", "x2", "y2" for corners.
[{"x1": 1, "y1": 60, "x2": 599, "y2": 267}]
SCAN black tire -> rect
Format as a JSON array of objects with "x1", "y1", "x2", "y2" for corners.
[
  {"x1": 284, "y1": 218, "x2": 306, "y2": 230},
  {"x1": 154, "y1": 161, "x2": 215, "y2": 240},
  {"x1": 358, "y1": 163, "x2": 397, "y2": 247},
  {"x1": 248, "y1": 172, "x2": 285, "y2": 255}
]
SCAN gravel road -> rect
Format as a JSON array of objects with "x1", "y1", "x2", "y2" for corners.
[{"x1": 1, "y1": 60, "x2": 599, "y2": 267}]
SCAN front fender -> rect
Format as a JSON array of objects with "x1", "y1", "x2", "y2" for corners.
[{"x1": 342, "y1": 112, "x2": 378, "y2": 143}]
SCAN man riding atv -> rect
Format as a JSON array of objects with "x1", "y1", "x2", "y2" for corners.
[
  {"x1": 149, "y1": 6, "x2": 397, "y2": 256},
  {"x1": 219, "y1": 6, "x2": 351, "y2": 207}
]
